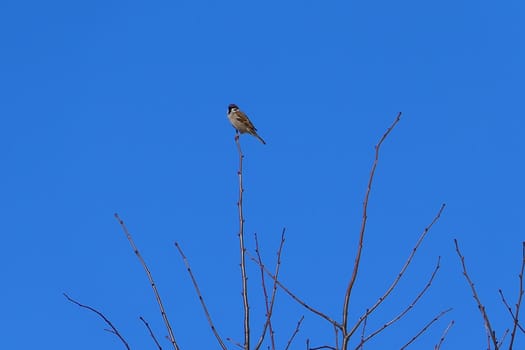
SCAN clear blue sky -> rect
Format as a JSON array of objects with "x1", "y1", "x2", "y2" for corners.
[{"x1": 1, "y1": 1, "x2": 524, "y2": 349}]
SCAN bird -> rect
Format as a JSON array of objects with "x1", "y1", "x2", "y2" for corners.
[{"x1": 227, "y1": 104, "x2": 266, "y2": 145}]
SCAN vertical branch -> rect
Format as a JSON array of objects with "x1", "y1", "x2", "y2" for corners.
[
  {"x1": 511, "y1": 242, "x2": 525, "y2": 349},
  {"x1": 174, "y1": 242, "x2": 228, "y2": 350},
  {"x1": 235, "y1": 135, "x2": 250, "y2": 350},
  {"x1": 114, "y1": 214, "x2": 180, "y2": 350},
  {"x1": 454, "y1": 239, "x2": 498, "y2": 349},
  {"x1": 254, "y1": 230, "x2": 286, "y2": 350},
  {"x1": 342, "y1": 113, "x2": 401, "y2": 343}
]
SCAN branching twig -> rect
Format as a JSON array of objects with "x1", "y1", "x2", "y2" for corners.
[
  {"x1": 235, "y1": 134, "x2": 250, "y2": 350},
  {"x1": 63, "y1": 293, "x2": 131, "y2": 350},
  {"x1": 399, "y1": 308, "x2": 452, "y2": 350},
  {"x1": 285, "y1": 315, "x2": 305, "y2": 350},
  {"x1": 454, "y1": 239, "x2": 498, "y2": 349},
  {"x1": 347, "y1": 204, "x2": 446, "y2": 340},
  {"x1": 174, "y1": 242, "x2": 227, "y2": 350},
  {"x1": 508, "y1": 241, "x2": 525, "y2": 349},
  {"x1": 342, "y1": 112, "x2": 402, "y2": 342},
  {"x1": 434, "y1": 320, "x2": 454, "y2": 350},
  {"x1": 355, "y1": 256, "x2": 442, "y2": 349},
  {"x1": 254, "y1": 230, "x2": 286, "y2": 350},
  {"x1": 114, "y1": 213, "x2": 180, "y2": 350},
  {"x1": 249, "y1": 251, "x2": 341, "y2": 329},
  {"x1": 139, "y1": 316, "x2": 163, "y2": 350}
]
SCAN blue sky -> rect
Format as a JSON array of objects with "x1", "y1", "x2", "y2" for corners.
[{"x1": 1, "y1": 1, "x2": 524, "y2": 349}]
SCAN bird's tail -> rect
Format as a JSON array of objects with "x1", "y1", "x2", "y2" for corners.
[{"x1": 255, "y1": 133, "x2": 266, "y2": 145}]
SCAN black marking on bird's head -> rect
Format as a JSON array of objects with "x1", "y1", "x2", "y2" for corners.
[{"x1": 228, "y1": 104, "x2": 239, "y2": 113}]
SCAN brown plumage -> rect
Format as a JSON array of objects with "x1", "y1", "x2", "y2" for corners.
[{"x1": 227, "y1": 104, "x2": 266, "y2": 144}]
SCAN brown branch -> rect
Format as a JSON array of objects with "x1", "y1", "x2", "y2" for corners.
[
  {"x1": 347, "y1": 204, "x2": 446, "y2": 340},
  {"x1": 399, "y1": 308, "x2": 452, "y2": 350},
  {"x1": 499, "y1": 290, "x2": 525, "y2": 336},
  {"x1": 235, "y1": 134, "x2": 250, "y2": 350},
  {"x1": 342, "y1": 112, "x2": 402, "y2": 339},
  {"x1": 357, "y1": 310, "x2": 368, "y2": 350},
  {"x1": 226, "y1": 337, "x2": 244, "y2": 349},
  {"x1": 139, "y1": 316, "x2": 163, "y2": 350},
  {"x1": 285, "y1": 315, "x2": 305, "y2": 350},
  {"x1": 174, "y1": 242, "x2": 227, "y2": 350},
  {"x1": 511, "y1": 241, "x2": 525, "y2": 347},
  {"x1": 434, "y1": 320, "x2": 454, "y2": 350},
  {"x1": 355, "y1": 256, "x2": 442, "y2": 349},
  {"x1": 335, "y1": 324, "x2": 340, "y2": 350},
  {"x1": 114, "y1": 213, "x2": 180, "y2": 350},
  {"x1": 63, "y1": 293, "x2": 130, "y2": 350},
  {"x1": 454, "y1": 239, "x2": 498, "y2": 349},
  {"x1": 254, "y1": 230, "x2": 286, "y2": 350},
  {"x1": 248, "y1": 251, "x2": 341, "y2": 329}
]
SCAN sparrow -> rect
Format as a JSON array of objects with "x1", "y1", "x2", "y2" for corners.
[{"x1": 227, "y1": 104, "x2": 266, "y2": 145}]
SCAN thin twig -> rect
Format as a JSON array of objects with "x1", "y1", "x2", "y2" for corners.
[
  {"x1": 310, "y1": 346, "x2": 337, "y2": 350},
  {"x1": 434, "y1": 320, "x2": 454, "y2": 350},
  {"x1": 63, "y1": 293, "x2": 131, "y2": 350},
  {"x1": 335, "y1": 324, "x2": 340, "y2": 350},
  {"x1": 509, "y1": 241, "x2": 525, "y2": 349},
  {"x1": 342, "y1": 112, "x2": 402, "y2": 342},
  {"x1": 174, "y1": 242, "x2": 227, "y2": 350},
  {"x1": 499, "y1": 290, "x2": 525, "y2": 336},
  {"x1": 249, "y1": 251, "x2": 341, "y2": 329},
  {"x1": 454, "y1": 239, "x2": 498, "y2": 349},
  {"x1": 347, "y1": 204, "x2": 446, "y2": 340},
  {"x1": 254, "y1": 230, "x2": 286, "y2": 350},
  {"x1": 497, "y1": 329, "x2": 509, "y2": 348},
  {"x1": 285, "y1": 316, "x2": 305, "y2": 350},
  {"x1": 357, "y1": 310, "x2": 368, "y2": 350},
  {"x1": 227, "y1": 337, "x2": 244, "y2": 349},
  {"x1": 139, "y1": 316, "x2": 163, "y2": 350},
  {"x1": 235, "y1": 134, "x2": 250, "y2": 350},
  {"x1": 399, "y1": 308, "x2": 452, "y2": 350},
  {"x1": 356, "y1": 256, "x2": 442, "y2": 349},
  {"x1": 114, "y1": 213, "x2": 180, "y2": 350}
]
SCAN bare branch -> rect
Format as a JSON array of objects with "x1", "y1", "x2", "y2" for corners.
[
  {"x1": 235, "y1": 134, "x2": 250, "y2": 350},
  {"x1": 249, "y1": 251, "x2": 341, "y2": 329},
  {"x1": 139, "y1": 316, "x2": 163, "y2": 350},
  {"x1": 355, "y1": 256, "x2": 442, "y2": 349},
  {"x1": 342, "y1": 113, "x2": 402, "y2": 337},
  {"x1": 399, "y1": 308, "x2": 452, "y2": 350},
  {"x1": 511, "y1": 242, "x2": 525, "y2": 348},
  {"x1": 254, "y1": 230, "x2": 286, "y2": 350},
  {"x1": 174, "y1": 242, "x2": 227, "y2": 350},
  {"x1": 227, "y1": 337, "x2": 244, "y2": 349},
  {"x1": 114, "y1": 213, "x2": 180, "y2": 350},
  {"x1": 454, "y1": 239, "x2": 498, "y2": 349},
  {"x1": 285, "y1": 315, "x2": 305, "y2": 350},
  {"x1": 63, "y1": 293, "x2": 130, "y2": 350},
  {"x1": 348, "y1": 204, "x2": 446, "y2": 340},
  {"x1": 434, "y1": 320, "x2": 454, "y2": 350}
]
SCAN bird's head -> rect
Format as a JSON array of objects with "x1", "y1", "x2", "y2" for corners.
[{"x1": 228, "y1": 104, "x2": 239, "y2": 113}]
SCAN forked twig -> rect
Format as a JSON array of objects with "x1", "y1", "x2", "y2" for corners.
[
  {"x1": 235, "y1": 134, "x2": 250, "y2": 350},
  {"x1": 249, "y1": 251, "x2": 341, "y2": 329},
  {"x1": 254, "y1": 230, "x2": 286, "y2": 350},
  {"x1": 63, "y1": 293, "x2": 131, "y2": 350},
  {"x1": 342, "y1": 113, "x2": 401, "y2": 345},
  {"x1": 347, "y1": 204, "x2": 446, "y2": 340},
  {"x1": 174, "y1": 242, "x2": 227, "y2": 350},
  {"x1": 434, "y1": 320, "x2": 454, "y2": 350},
  {"x1": 454, "y1": 239, "x2": 498, "y2": 349},
  {"x1": 285, "y1": 315, "x2": 305, "y2": 350},
  {"x1": 399, "y1": 308, "x2": 452, "y2": 350},
  {"x1": 114, "y1": 213, "x2": 180, "y2": 350},
  {"x1": 355, "y1": 256, "x2": 442, "y2": 349},
  {"x1": 139, "y1": 316, "x2": 163, "y2": 350}
]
